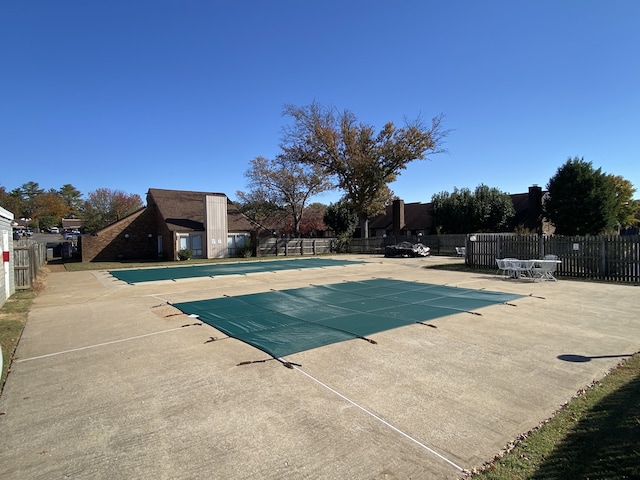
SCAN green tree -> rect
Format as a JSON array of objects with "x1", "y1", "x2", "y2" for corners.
[
  {"x1": 0, "y1": 186, "x2": 23, "y2": 217},
  {"x1": 473, "y1": 184, "x2": 516, "y2": 232},
  {"x1": 544, "y1": 157, "x2": 617, "y2": 235},
  {"x1": 431, "y1": 184, "x2": 514, "y2": 234},
  {"x1": 17, "y1": 181, "x2": 44, "y2": 218},
  {"x1": 281, "y1": 102, "x2": 448, "y2": 237},
  {"x1": 240, "y1": 152, "x2": 332, "y2": 237},
  {"x1": 324, "y1": 200, "x2": 359, "y2": 238},
  {"x1": 38, "y1": 215, "x2": 59, "y2": 232},
  {"x1": 610, "y1": 175, "x2": 638, "y2": 231},
  {"x1": 58, "y1": 184, "x2": 84, "y2": 218}
]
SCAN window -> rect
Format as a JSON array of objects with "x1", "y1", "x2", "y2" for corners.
[
  {"x1": 227, "y1": 233, "x2": 249, "y2": 256},
  {"x1": 190, "y1": 235, "x2": 203, "y2": 257},
  {"x1": 177, "y1": 233, "x2": 204, "y2": 258}
]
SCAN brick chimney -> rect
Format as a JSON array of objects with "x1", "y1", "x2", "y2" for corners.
[
  {"x1": 392, "y1": 199, "x2": 405, "y2": 236},
  {"x1": 527, "y1": 185, "x2": 543, "y2": 234}
]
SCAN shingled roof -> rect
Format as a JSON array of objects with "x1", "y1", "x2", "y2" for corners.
[{"x1": 147, "y1": 188, "x2": 255, "y2": 232}]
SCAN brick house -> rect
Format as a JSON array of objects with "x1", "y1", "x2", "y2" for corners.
[
  {"x1": 61, "y1": 218, "x2": 83, "y2": 232},
  {"x1": 80, "y1": 188, "x2": 257, "y2": 262},
  {"x1": 367, "y1": 185, "x2": 553, "y2": 236}
]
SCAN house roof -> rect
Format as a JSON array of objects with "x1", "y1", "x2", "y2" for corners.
[
  {"x1": 62, "y1": 218, "x2": 82, "y2": 228},
  {"x1": 369, "y1": 202, "x2": 432, "y2": 231},
  {"x1": 147, "y1": 188, "x2": 255, "y2": 232},
  {"x1": 368, "y1": 187, "x2": 548, "y2": 233},
  {"x1": 509, "y1": 192, "x2": 530, "y2": 228}
]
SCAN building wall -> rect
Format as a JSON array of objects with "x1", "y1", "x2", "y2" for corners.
[
  {"x1": 0, "y1": 206, "x2": 16, "y2": 307},
  {"x1": 204, "y1": 195, "x2": 228, "y2": 258},
  {"x1": 81, "y1": 207, "x2": 158, "y2": 262},
  {"x1": 154, "y1": 208, "x2": 174, "y2": 260}
]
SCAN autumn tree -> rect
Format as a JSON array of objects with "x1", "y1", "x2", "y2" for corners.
[
  {"x1": 281, "y1": 102, "x2": 448, "y2": 237},
  {"x1": 276, "y1": 202, "x2": 328, "y2": 237},
  {"x1": 34, "y1": 189, "x2": 69, "y2": 229},
  {"x1": 544, "y1": 157, "x2": 617, "y2": 235},
  {"x1": 239, "y1": 152, "x2": 332, "y2": 237},
  {"x1": 610, "y1": 175, "x2": 638, "y2": 231},
  {"x1": 82, "y1": 188, "x2": 143, "y2": 233}
]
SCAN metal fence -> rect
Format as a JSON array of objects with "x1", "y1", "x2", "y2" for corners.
[
  {"x1": 466, "y1": 234, "x2": 640, "y2": 283},
  {"x1": 13, "y1": 241, "x2": 47, "y2": 290}
]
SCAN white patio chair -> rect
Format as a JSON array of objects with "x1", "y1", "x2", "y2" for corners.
[
  {"x1": 496, "y1": 258, "x2": 508, "y2": 277},
  {"x1": 532, "y1": 256, "x2": 559, "y2": 281},
  {"x1": 504, "y1": 258, "x2": 535, "y2": 280},
  {"x1": 502, "y1": 258, "x2": 519, "y2": 278},
  {"x1": 455, "y1": 246, "x2": 466, "y2": 257}
]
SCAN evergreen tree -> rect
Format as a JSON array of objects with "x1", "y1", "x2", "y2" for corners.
[{"x1": 544, "y1": 157, "x2": 617, "y2": 235}]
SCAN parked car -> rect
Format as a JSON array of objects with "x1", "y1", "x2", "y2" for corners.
[{"x1": 49, "y1": 227, "x2": 59, "y2": 234}]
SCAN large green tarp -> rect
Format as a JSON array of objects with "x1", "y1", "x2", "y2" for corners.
[
  {"x1": 173, "y1": 279, "x2": 522, "y2": 359},
  {"x1": 109, "y1": 257, "x2": 364, "y2": 284}
]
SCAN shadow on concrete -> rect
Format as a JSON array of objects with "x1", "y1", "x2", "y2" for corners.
[{"x1": 558, "y1": 353, "x2": 634, "y2": 363}]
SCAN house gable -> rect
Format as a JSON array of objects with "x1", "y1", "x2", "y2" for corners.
[{"x1": 81, "y1": 188, "x2": 257, "y2": 262}]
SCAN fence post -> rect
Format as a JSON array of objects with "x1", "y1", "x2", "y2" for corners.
[
  {"x1": 601, "y1": 237, "x2": 607, "y2": 277},
  {"x1": 539, "y1": 235, "x2": 544, "y2": 259}
]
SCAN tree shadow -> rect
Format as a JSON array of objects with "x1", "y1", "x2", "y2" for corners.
[
  {"x1": 558, "y1": 353, "x2": 634, "y2": 363},
  {"x1": 530, "y1": 369, "x2": 640, "y2": 479}
]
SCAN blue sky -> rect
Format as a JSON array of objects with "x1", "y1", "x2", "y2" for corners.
[{"x1": 2, "y1": 1, "x2": 639, "y2": 205}]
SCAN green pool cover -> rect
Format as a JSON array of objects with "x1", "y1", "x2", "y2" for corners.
[
  {"x1": 173, "y1": 279, "x2": 522, "y2": 359},
  {"x1": 109, "y1": 257, "x2": 364, "y2": 284}
]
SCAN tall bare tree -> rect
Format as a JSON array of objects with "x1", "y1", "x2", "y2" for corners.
[
  {"x1": 281, "y1": 102, "x2": 448, "y2": 237},
  {"x1": 240, "y1": 152, "x2": 332, "y2": 236}
]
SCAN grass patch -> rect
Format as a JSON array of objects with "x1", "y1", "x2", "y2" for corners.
[
  {"x1": 466, "y1": 353, "x2": 640, "y2": 479},
  {"x1": 61, "y1": 256, "x2": 283, "y2": 272},
  {"x1": 1, "y1": 289, "x2": 38, "y2": 392}
]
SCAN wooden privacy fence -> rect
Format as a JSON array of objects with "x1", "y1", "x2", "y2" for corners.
[
  {"x1": 13, "y1": 241, "x2": 47, "y2": 290},
  {"x1": 466, "y1": 234, "x2": 640, "y2": 283},
  {"x1": 348, "y1": 235, "x2": 468, "y2": 256},
  {"x1": 256, "y1": 238, "x2": 335, "y2": 257}
]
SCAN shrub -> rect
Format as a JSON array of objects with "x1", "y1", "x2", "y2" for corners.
[
  {"x1": 236, "y1": 243, "x2": 253, "y2": 258},
  {"x1": 177, "y1": 248, "x2": 192, "y2": 261}
]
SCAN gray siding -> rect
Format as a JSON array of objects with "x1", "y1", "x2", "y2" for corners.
[
  {"x1": 0, "y1": 206, "x2": 16, "y2": 307},
  {"x1": 204, "y1": 195, "x2": 228, "y2": 258}
]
